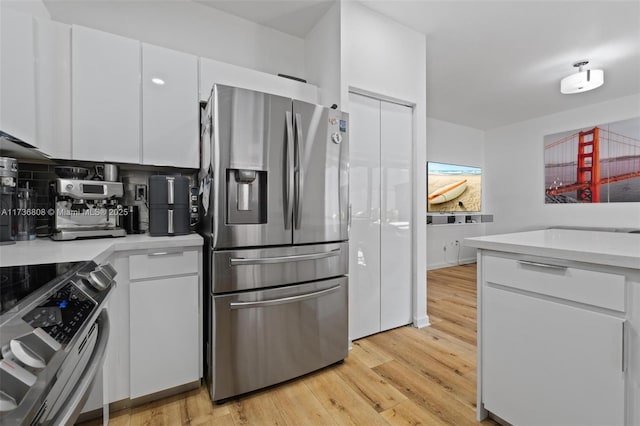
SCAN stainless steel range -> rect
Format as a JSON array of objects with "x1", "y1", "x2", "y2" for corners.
[
  {"x1": 0, "y1": 260, "x2": 116, "y2": 424},
  {"x1": 200, "y1": 84, "x2": 349, "y2": 401}
]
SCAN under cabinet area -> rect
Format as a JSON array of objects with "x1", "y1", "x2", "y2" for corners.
[{"x1": 477, "y1": 252, "x2": 636, "y2": 426}]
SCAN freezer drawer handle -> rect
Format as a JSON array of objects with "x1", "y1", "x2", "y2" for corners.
[
  {"x1": 229, "y1": 248, "x2": 341, "y2": 266},
  {"x1": 229, "y1": 285, "x2": 341, "y2": 309},
  {"x1": 517, "y1": 260, "x2": 567, "y2": 271}
]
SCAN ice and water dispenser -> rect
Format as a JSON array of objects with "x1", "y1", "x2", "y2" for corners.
[{"x1": 226, "y1": 169, "x2": 266, "y2": 224}]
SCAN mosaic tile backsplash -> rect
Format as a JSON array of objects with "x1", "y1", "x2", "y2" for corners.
[{"x1": 16, "y1": 161, "x2": 196, "y2": 236}]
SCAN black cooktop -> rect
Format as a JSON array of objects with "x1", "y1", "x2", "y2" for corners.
[{"x1": 0, "y1": 262, "x2": 82, "y2": 315}]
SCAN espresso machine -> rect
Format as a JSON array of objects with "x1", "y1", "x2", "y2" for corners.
[
  {"x1": 0, "y1": 157, "x2": 18, "y2": 245},
  {"x1": 50, "y1": 177, "x2": 127, "y2": 240}
]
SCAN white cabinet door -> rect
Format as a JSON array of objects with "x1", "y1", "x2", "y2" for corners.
[
  {"x1": 348, "y1": 93, "x2": 381, "y2": 340},
  {"x1": 72, "y1": 25, "x2": 140, "y2": 163},
  {"x1": 129, "y1": 275, "x2": 199, "y2": 399},
  {"x1": 34, "y1": 18, "x2": 71, "y2": 159},
  {"x1": 1, "y1": 10, "x2": 36, "y2": 144},
  {"x1": 380, "y1": 101, "x2": 412, "y2": 331},
  {"x1": 142, "y1": 43, "x2": 198, "y2": 168},
  {"x1": 483, "y1": 286, "x2": 625, "y2": 426}
]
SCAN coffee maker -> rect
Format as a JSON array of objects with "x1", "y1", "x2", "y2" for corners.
[
  {"x1": 50, "y1": 178, "x2": 127, "y2": 240},
  {"x1": 0, "y1": 157, "x2": 18, "y2": 245}
]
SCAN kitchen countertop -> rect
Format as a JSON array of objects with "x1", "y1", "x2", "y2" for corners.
[
  {"x1": 464, "y1": 229, "x2": 640, "y2": 270},
  {"x1": 0, "y1": 233, "x2": 204, "y2": 267}
]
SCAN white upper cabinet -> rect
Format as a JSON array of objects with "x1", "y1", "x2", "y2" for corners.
[
  {"x1": 34, "y1": 18, "x2": 71, "y2": 159},
  {"x1": 72, "y1": 25, "x2": 141, "y2": 163},
  {"x1": 142, "y1": 43, "x2": 199, "y2": 168},
  {"x1": 1, "y1": 10, "x2": 37, "y2": 145}
]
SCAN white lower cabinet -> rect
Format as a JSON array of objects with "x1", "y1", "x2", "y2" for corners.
[
  {"x1": 128, "y1": 248, "x2": 201, "y2": 399},
  {"x1": 81, "y1": 245, "x2": 201, "y2": 417},
  {"x1": 129, "y1": 274, "x2": 199, "y2": 398},
  {"x1": 483, "y1": 286, "x2": 625, "y2": 426},
  {"x1": 479, "y1": 253, "x2": 631, "y2": 426}
]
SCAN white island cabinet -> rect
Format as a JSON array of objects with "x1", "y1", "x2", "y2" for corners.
[{"x1": 466, "y1": 229, "x2": 640, "y2": 426}]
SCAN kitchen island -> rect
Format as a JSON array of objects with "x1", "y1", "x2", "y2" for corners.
[{"x1": 465, "y1": 229, "x2": 640, "y2": 426}]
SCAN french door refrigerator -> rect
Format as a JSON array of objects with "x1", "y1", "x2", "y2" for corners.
[{"x1": 200, "y1": 84, "x2": 349, "y2": 401}]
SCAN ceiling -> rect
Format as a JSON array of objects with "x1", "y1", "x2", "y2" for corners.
[{"x1": 196, "y1": 0, "x2": 640, "y2": 130}]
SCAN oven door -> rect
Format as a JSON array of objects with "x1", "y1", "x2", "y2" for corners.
[
  {"x1": 209, "y1": 277, "x2": 348, "y2": 401},
  {"x1": 43, "y1": 310, "x2": 110, "y2": 425}
]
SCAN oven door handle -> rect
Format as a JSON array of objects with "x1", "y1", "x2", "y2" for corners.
[
  {"x1": 229, "y1": 285, "x2": 341, "y2": 309},
  {"x1": 50, "y1": 310, "x2": 110, "y2": 425}
]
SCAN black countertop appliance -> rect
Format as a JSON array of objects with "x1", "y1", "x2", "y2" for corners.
[{"x1": 148, "y1": 175, "x2": 190, "y2": 236}]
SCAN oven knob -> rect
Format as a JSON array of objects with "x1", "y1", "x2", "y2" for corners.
[
  {"x1": 9, "y1": 340, "x2": 46, "y2": 369},
  {"x1": 66, "y1": 183, "x2": 74, "y2": 190}
]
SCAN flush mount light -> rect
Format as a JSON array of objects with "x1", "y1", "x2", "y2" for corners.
[
  {"x1": 560, "y1": 60, "x2": 604, "y2": 94},
  {"x1": 151, "y1": 77, "x2": 165, "y2": 86}
]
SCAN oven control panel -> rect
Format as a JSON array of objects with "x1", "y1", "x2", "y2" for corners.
[{"x1": 22, "y1": 283, "x2": 96, "y2": 345}]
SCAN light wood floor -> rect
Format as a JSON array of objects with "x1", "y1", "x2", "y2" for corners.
[{"x1": 81, "y1": 263, "x2": 495, "y2": 425}]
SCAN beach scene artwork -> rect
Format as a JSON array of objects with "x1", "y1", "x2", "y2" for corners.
[
  {"x1": 427, "y1": 162, "x2": 482, "y2": 212},
  {"x1": 544, "y1": 117, "x2": 640, "y2": 204}
]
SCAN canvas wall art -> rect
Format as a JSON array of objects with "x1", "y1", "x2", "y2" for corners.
[{"x1": 544, "y1": 117, "x2": 640, "y2": 204}]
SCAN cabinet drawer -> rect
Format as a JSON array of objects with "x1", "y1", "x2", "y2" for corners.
[
  {"x1": 130, "y1": 250, "x2": 198, "y2": 280},
  {"x1": 483, "y1": 255, "x2": 625, "y2": 312}
]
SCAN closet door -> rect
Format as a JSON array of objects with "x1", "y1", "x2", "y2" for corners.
[
  {"x1": 380, "y1": 101, "x2": 413, "y2": 330},
  {"x1": 348, "y1": 93, "x2": 381, "y2": 340}
]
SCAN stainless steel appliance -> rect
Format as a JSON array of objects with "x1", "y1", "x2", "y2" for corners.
[
  {"x1": 50, "y1": 178, "x2": 126, "y2": 240},
  {"x1": 200, "y1": 84, "x2": 349, "y2": 401},
  {"x1": 0, "y1": 260, "x2": 116, "y2": 424},
  {"x1": 149, "y1": 175, "x2": 190, "y2": 236},
  {"x1": 0, "y1": 157, "x2": 18, "y2": 245}
]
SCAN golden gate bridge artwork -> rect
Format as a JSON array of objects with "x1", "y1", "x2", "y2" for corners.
[{"x1": 544, "y1": 117, "x2": 640, "y2": 204}]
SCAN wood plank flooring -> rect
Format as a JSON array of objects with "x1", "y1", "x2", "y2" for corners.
[{"x1": 80, "y1": 263, "x2": 496, "y2": 425}]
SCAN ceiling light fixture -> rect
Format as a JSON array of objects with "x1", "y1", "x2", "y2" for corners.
[
  {"x1": 560, "y1": 60, "x2": 604, "y2": 94},
  {"x1": 151, "y1": 77, "x2": 165, "y2": 86}
]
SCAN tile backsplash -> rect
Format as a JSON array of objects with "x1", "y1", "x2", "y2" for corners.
[{"x1": 16, "y1": 160, "x2": 196, "y2": 236}]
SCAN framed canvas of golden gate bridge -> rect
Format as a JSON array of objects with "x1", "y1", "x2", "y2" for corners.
[{"x1": 544, "y1": 117, "x2": 640, "y2": 204}]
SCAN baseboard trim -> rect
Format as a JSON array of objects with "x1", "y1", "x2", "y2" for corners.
[
  {"x1": 413, "y1": 315, "x2": 430, "y2": 328},
  {"x1": 427, "y1": 258, "x2": 476, "y2": 271}
]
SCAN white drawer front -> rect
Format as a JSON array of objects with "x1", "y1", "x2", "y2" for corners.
[
  {"x1": 484, "y1": 255, "x2": 626, "y2": 312},
  {"x1": 129, "y1": 250, "x2": 199, "y2": 280}
]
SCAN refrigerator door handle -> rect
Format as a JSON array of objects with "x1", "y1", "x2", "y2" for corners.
[
  {"x1": 285, "y1": 111, "x2": 294, "y2": 229},
  {"x1": 294, "y1": 113, "x2": 304, "y2": 229},
  {"x1": 229, "y1": 248, "x2": 341, "y2": 266},
  {"x1": 229, "y1": 285, "x2": 341, "y2": 309}
]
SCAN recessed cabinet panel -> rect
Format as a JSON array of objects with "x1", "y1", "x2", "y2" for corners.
[
  {"x1": 348, "y1": 93, "x2": 382, "y2": 340},
  {"x1": 1, "y1": 10, "x2": 36, "y2": 144},
  {"x1": 380, "y1": 101, "x2": 412, "y2": 331},
  {"x1": 142, "y1": 43, "x2": 198, "y2": 168},
  {"x1": 72, "y1": 25, "x2": 140, "y2": 163},
  {"x1": 130, "y1": 275, "x2": 199, "y2": 399}
]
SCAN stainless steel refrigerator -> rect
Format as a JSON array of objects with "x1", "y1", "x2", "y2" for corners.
[{"x1": 200, "y1": 84, "x2": 349, "y2": 401}]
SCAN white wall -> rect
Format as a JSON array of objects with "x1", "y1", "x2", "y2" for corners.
[
  {"x1": 304, "y1": 2, "x2": 341, "y2": 108},
  {"x1": 341, "y1": 1, "x2": 428, "y2": 328},
  {"x1": 44, "y1": 1, "x2": 305, "y2": 79},
  {"x1": 485, "y1": 93, "x2": 640, "y2": 234},
  {"x1": 426, "y1": 117, "x2": 488, "y2": 269}
]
